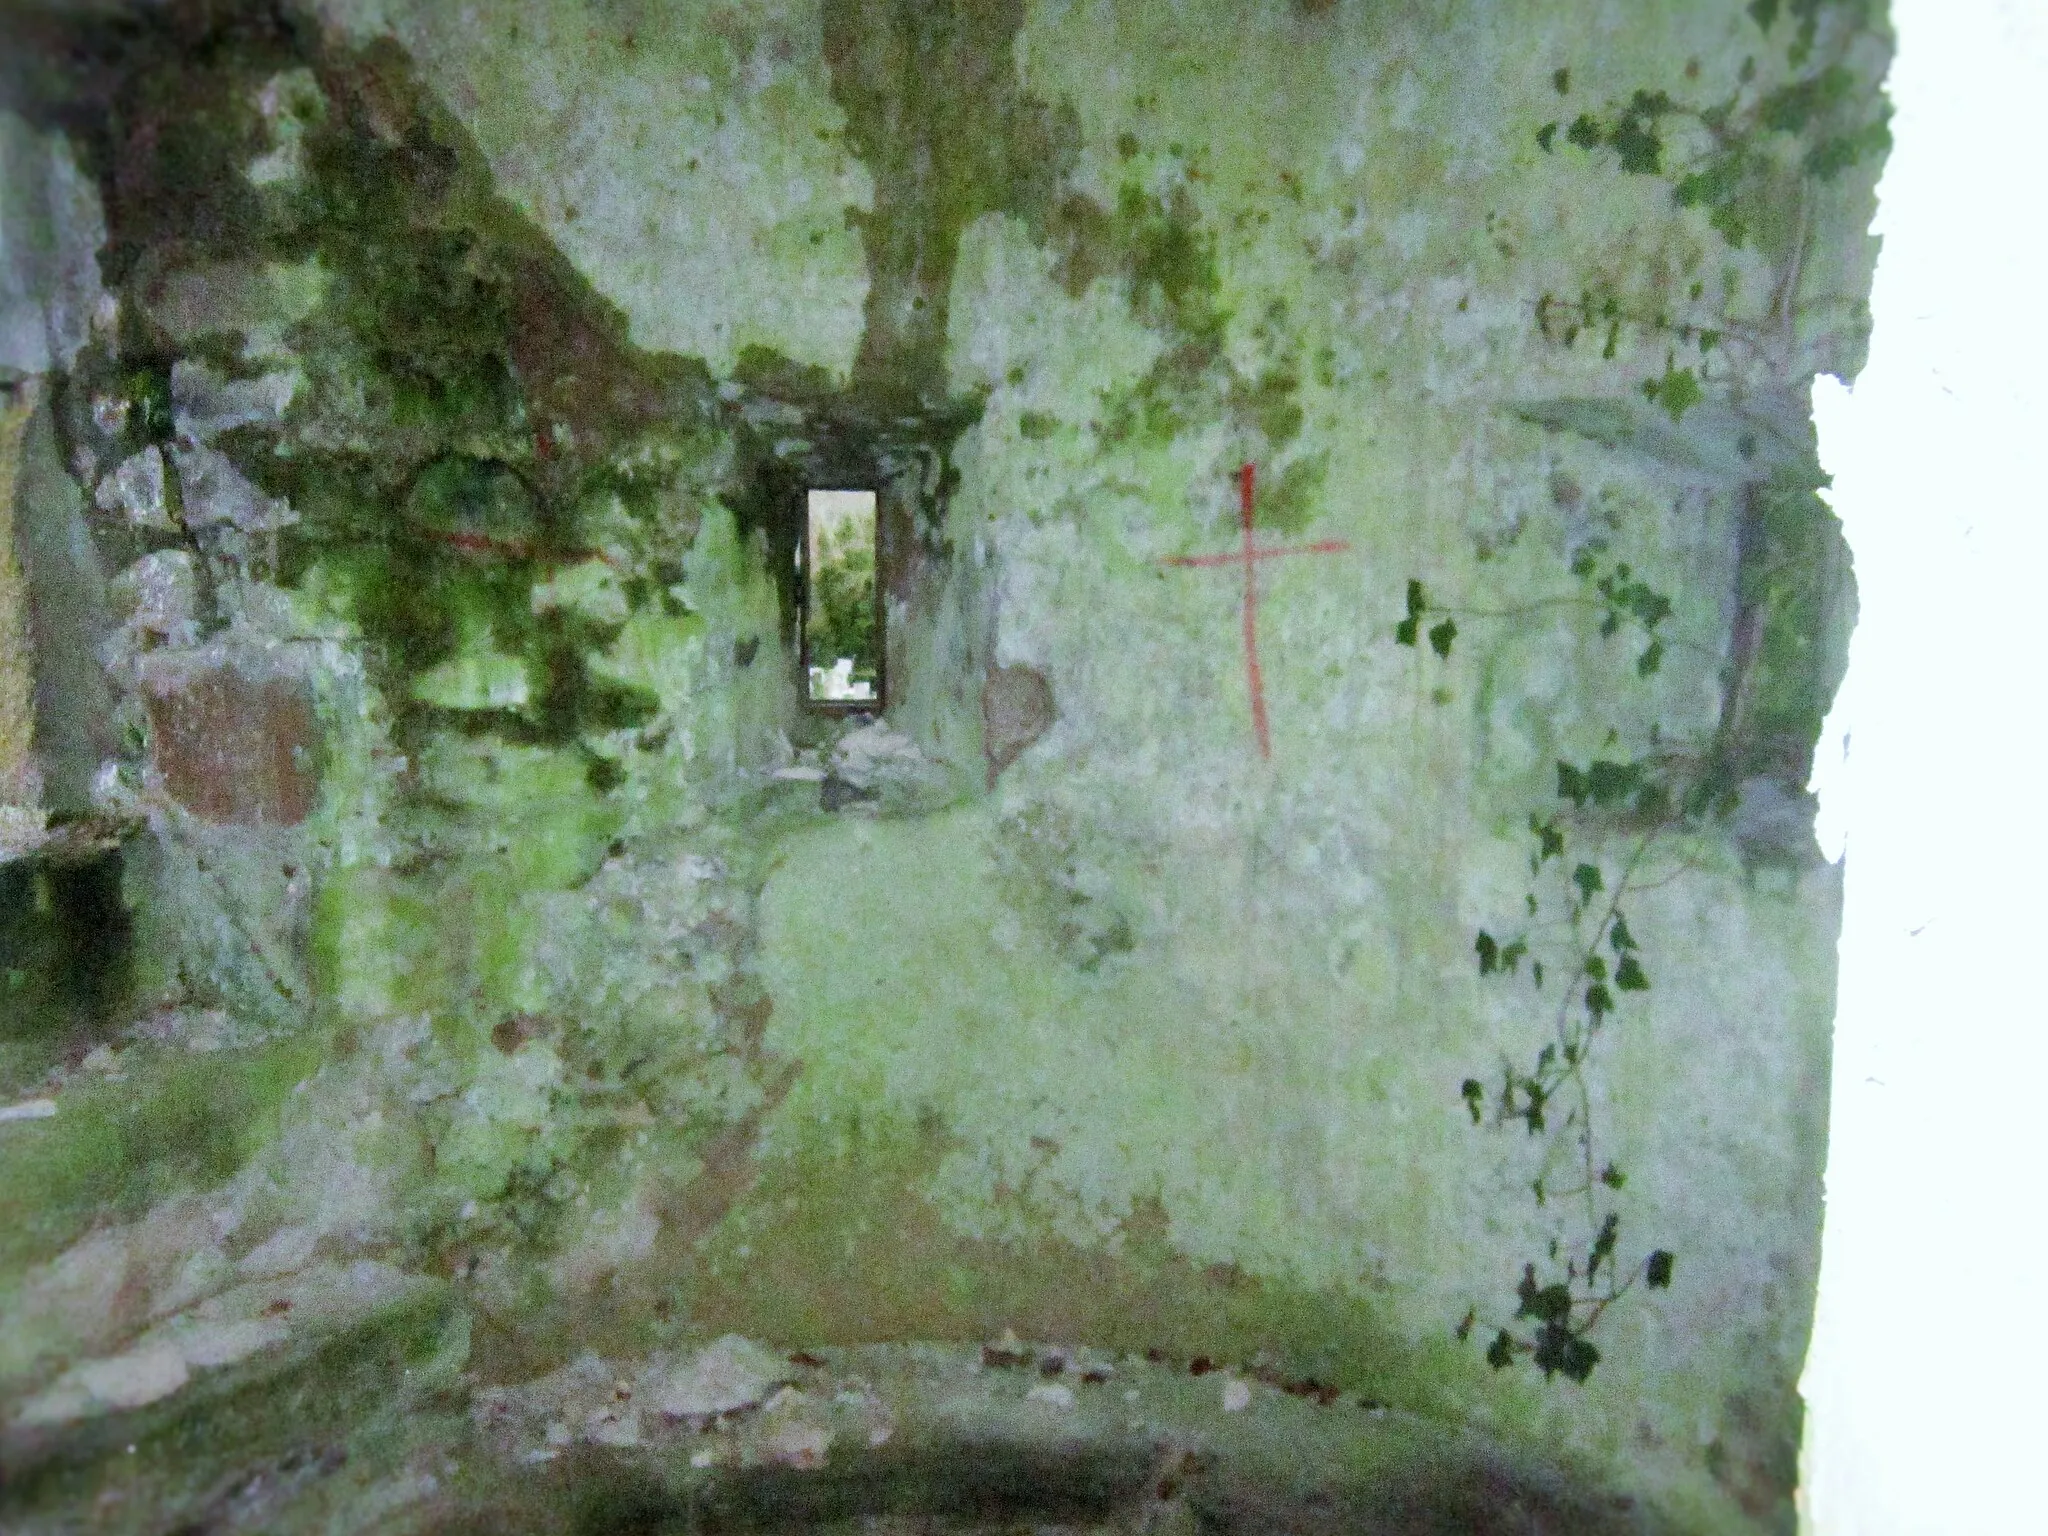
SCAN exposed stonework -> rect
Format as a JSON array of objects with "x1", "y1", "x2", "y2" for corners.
[{"x1": 138, "y1": 652, "x2": 319, "y2": 827}]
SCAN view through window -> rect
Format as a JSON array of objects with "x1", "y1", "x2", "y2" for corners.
[{"x1": 804, "y1": 489, "x2": 879, "y2": 704}]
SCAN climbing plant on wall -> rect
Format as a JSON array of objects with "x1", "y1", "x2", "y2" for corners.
[
  {"x1": 1400, "y1": 0, "x2": 1889, "y2": 1383},
  {"x1": 1406, "y1": 561, "x2": 1682, "y2": 1384}
]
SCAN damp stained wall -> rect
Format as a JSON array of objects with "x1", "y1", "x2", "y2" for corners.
[{"x1": 0, "y1": 2, "x2": 1885, "y2": 1531}]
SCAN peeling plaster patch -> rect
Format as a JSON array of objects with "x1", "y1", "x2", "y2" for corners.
[
  {"x1": 983, "y1": 663, "x2": 1056, "y2": 783},
  {"x1": 350, "y1": 0, "x2": 874, "y2": 377}
]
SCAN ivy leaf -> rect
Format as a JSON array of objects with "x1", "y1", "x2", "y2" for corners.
[
  {"x1": 1608, "y1": 114, "x2": 1663, "y2": 176},
  {"x1": 1615, "y1": 954, "x2": 1650, "y2": 991},
  {"x1": 1536, "y1": 122, "x2": 1558, "y2": 152},
  {"x1": 1636, "y1": 638, "x2": 1665, "y2": 677},
  {"x1": 1609, "y1": 914, "x2": 1636, "y2": 952},
  {"x1": 1530, "y1": 815, "x2": 1566, "y2": 864},
  {"x1": 1486, "y1": 1330, "x2": 1517, "y2": 1369},
  {"x1": 1749, "y1": 0, "x2": 1779, "y2": 31},
  {"x1": 1646, "y1": 1250, "x2": 1675, "y2": 1289},
  {"x1": 1552, "y1": 66, "x2": 1571, "y2": 95},
  {"x1": 1516, "y1": 1275, "x2": 1574, "y2": 1326},
  {"x1": 1805, "y1": 116, "x2": 1893, "y2": 181},
  {"x1": 1557, "y1": 762, "x2": 1589, "y2": 808},
  {"x1": 1584, "y1": 955, "x2": 1607, "y2": 982},
  {"x1": 1500, "y1": 937, "x2": 1528, "y2": 973},
  {"x1": 1475, "y1": 931, "x2": 1500, "y2": 975},
  {"x1": 1586, "y1": 759, "x2": 1641, "y2": 808},
  {"x1": 1461, "y1": 1078, "x2": 1485, "y2": 1124},
  {"x1": 1572, "y1": 863, "x2": 1604, "y2": 903},
  {"x1": 1600, "y1": 1161, "x2": 1627, "y2": 1190},
  {"x1": 1532, "y1": 1323, "x2": 1600, "y2": 1382},
  {"x1": 1643, "y1": 363, "x2": 1703, "y2": 423},
  {"x1": 1760, "y1": 65, "x2": 1856, "y2": 136},
  {"x1": 1588, "y1": 1212, "x2": 1619, "y2": 1281},
  {"x1": 1585, "y1": 982, "x2": 1614, "y2": 1020},
  {"x1": 1627, "y1": 584, "x2": 1671, "y2": 627},
  {"x1": 1708, "y1": 200, "x2": 1751, "y2": 249},
  {"x1": 1396, "y1": 578, "x2": 1426, "y2": 644},
  {"x1": 1428, "y1": 618, "x2": 1458, "y2": 658},
  {"x1": 1565, "y1": 113, "x2": 1602, "y2": 151}
]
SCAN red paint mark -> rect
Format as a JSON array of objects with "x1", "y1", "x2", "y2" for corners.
[{"x1": 1159, "y1": 462, "x2": 1350, "y2": 759}]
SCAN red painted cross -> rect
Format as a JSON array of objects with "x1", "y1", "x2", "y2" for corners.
[{"x1": 1161, "y1": 462, "x2": 1350, "y2": 759}]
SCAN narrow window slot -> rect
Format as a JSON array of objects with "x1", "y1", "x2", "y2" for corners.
[{"x1": 803, "y1": 489, "x2": 881, "y2": 705}]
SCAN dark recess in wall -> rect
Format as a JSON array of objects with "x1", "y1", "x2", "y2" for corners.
[{"x1": 0, "y1": 846, "x2": 135, "y2": 1039}]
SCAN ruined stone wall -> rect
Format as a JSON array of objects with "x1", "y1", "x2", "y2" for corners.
[{"x1": 0, "y1": 4, "x2": 1887, "y2": 1532}]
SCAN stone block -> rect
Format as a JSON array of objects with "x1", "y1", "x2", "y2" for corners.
[{"x1": 139, "y1": 654, "x2": 318, "y2": 827}]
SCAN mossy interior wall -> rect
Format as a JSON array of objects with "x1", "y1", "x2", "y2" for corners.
[{"x1": 0, "y1": 2, "x2": 1882, "y2": 1531}]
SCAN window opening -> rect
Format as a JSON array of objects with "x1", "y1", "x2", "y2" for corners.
[{"x1": 802, "y1": 489, "x2": 881, "y2": 705}]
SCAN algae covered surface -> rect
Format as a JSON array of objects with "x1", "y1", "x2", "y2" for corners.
[{"x1": 0, "y1": 1, "x2": 1886, "y2": 1531}]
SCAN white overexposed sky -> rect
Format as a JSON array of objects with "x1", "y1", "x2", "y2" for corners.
[{"x1": 1799, "y1": 1, "x2": 2047, "y2": 1531}]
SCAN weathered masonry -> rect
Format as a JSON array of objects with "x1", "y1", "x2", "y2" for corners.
[{"x1": 0, "y1": 3, "x2": 1883, "y2": 1532}]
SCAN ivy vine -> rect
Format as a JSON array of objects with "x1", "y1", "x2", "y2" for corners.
[
  {"x1": 1400, "y1": 562, "x2": 1683, "y2": 1383},
  {"x1": 1386, "y1": 0, "x2": 1887, "y2": 1385}
]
